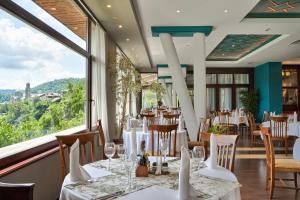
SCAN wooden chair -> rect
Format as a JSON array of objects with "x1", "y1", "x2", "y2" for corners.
[
  {"x1": 261, "y1": 127, "x2": 300, "y2": 199},
  {"x1": 248, "y1": 113, "x2": 261, "y2": 147},
  {"x1": 163, "y1": 113, "x2": 179, "y2": 124},
  {"x1": 97, "y1": 119, "x2": 106, "y2": 160},
  {"x1": 0, "y1": 182, "x2": 34, "y2": 200},
  {"x1": 188, "y1": 118, "x2": 210, "y2": 150},
  {"x1": 140, "y1": 113, "x2": 156, "y2": 125},
  {"x1": 217, "y1": 112, "x2": 237, "y2": 135},
  {"x1": 56, "y1": 132, "x2": 96, "y2": 181},
  {"x1": 270, "y1": 116, "x2": 289, "y2": 156},
  {"x1": 148, "y1": 124, "x2": 178, "y2": 157},
  {"x1": 200, "y1": 132, "x2": 239, "y2": 172}
]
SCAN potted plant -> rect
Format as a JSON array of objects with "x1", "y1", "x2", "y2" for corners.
[
  {"x1": 149, "y1": 81, "x2": 166, "y2": 108},
  {"x1": 239, "y1": 90, "x2": 259, "y2": 115},
  {"x1": 108, "y1": 51, "x2": 142, "y2": 138}
]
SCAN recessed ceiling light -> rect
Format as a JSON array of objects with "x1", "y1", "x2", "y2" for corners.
[
  {"x1": 73, "y1": 27, "x2": 78, "y2": 30},
  {"x1": 50, "y1": 7, "x2": 56, "y2": 11},
  {"x1": 118, "y1": 25, "x2": 123, "y2": 29},
  {"x1": 232, "y1": 44, "x2": 235, "y2": 47},
  {"x1": 176, "y1": 10, "x2": 181, "y2": 13},
  {"x1": 107, "y1": 4, "x2": 111, "y2": 8},
  {"x1": 265, "y1": 28, "x2": 271, "y2": 32},
  {"x1": 186, "y1": 43, "x2": 191, "y2": 47},
  {"x1": 131, "y1": 47, "x2": 135, "y2": 51},
  {"x1": 126, "y1": 38, "x2": 130, "y2": 42},
  {"x1": 224, "y1": 9, "x2": 228, "y2": 13},
  {"x1": 222, "y1": 53, "x2": 225, "y2": 56}
]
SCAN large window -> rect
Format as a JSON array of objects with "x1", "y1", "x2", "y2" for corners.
[
  {"x1": 282, "y1": 67, "x2": 300, "y2": 111},
  {"x1": 0, "y1": 6, "x2": 86, "y2": 149},
  {"x1": 205, "y1": 69, "x2": 253, "y2": 112}
]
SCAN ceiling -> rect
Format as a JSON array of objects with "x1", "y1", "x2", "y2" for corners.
[{"x1": 83, "y1": 0, "x2": 300, "y2": 70}]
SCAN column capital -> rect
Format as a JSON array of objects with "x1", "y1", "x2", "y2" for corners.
[{"x1": 152, "y1": 26, "x2": 213, "y2": 37}]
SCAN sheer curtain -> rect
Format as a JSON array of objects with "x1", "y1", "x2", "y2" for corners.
[{"x1": 91, "y1": 23, "x2": 110, "y2": 141}]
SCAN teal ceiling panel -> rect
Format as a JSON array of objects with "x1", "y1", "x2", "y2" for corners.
[
  {"x1": 246, "y1": 0, "x2": 300, "y2": 18},
  {"x1": 207, "y1": 34, "x2": 281, "y2": 61},
  {"x1": 151, "y1": 26, "x2": 213, "y2": 37}
]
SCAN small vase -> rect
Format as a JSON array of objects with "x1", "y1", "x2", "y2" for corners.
[
  {"x1": 208, "y1": 134, "x2": 218, "y2": 169},
  {"x1": 136, "y1": 165, "x2": 148, "y2": 177}
]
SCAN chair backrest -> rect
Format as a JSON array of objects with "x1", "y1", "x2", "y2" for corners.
[
  {"x1": 0, "y1": 182, "x2": 34, "y2": 200},
  {"x1": 149, "y1": 124, "x2": 178, "y2": 156},
  {"x1": 262, "y1": 111, "x2": 270, "y2": 122},
  {"x1": 261, "y1": 127, "x2": 275, "y2": 175},
  {"x1": 218, "y1": 112, "x2": 230, "y2": 125},
  {"x1": 196, "y1": 118, "x2": 210, "y2": 141},
  {"x1": 248, "y1": 113, "x2": 256, "y2": 134},
  {"x1": 163, "y1": 113, "x2": 179, "y2": 124},
  {"x1": 97, "y1": 119, "x2": 106, "y2": 160},
  {"x1": 200, "y1": 132, "x2": 239, "y2": 172},
  {"x1": 270, "y1": 116, "x2": 288, "y2": 139},
  {"x1": 141, "y1": 113, "x2": 156, "y2": 125},
  {"x1": 56, "y1": 132, "x2": 96, "y2": 180}
]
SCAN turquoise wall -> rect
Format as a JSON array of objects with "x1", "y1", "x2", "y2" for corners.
[{"x1": 255, "y1": 62, "x2": 282, "y2": 121}]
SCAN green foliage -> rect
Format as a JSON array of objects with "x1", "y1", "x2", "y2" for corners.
[
  {"x1": 209, "y1": 124, "x2": 227, "y2": 135},
  {"x1": 149, "y1": 81, "x2": 165, "y2": 101},
  {"x1": 239, "y1": 90, "x2": 259, "y2": 115},
  {"x1": 0, "y1": 81, "x2": 85, "y2": 148}
]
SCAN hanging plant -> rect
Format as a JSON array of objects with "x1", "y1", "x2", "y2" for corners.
[{"x1": 108, "y1": 51, "x2": 142, "y2": 138}]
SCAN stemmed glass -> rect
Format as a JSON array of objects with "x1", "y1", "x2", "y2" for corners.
[
  {"x1": 160, "y1": 138, "x2": 169, "y2": 163},
  {"x1": 192, "y1": 146, "x2": 205, "y2": 171},
  {"x1": 116, "y1": 144, "x2": 126, "y2": 170},
  {"x1": 104, "y1": 142, "x2": 115, "y2": 171},
  {"x1": 124, "y1": 156, "x2": 135, "y2": 191}
]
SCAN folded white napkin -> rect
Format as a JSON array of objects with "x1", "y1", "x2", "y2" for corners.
[
  {"x1": 178, "y1": 115, "x2": 183, "y2": 131},
  {"x1": 142, "y1": 117, "x2": 147, "y2": 133},
  {"x1": 130, "y1": 128, "x2": 137, "y2": 160},
  {"x1": 178, "y1": 146, "x2": 190, "y2": 200},
  {"x1": 70, "y1": 140, "x2": 91, "y2": 182},
  {"x1": 294, "y1": 112, "x2": 298, "y2": 123},
  {"x1": 207, "y1": 134, "x2": 217, "y2": 169},
  {"x1": 293, "y1": 138, "x2": 300, "y2": 161}
]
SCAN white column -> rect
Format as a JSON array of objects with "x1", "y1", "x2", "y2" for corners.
[
  {"x1": 193, "y1": 33, "x2": 206, "y2": 119},
  {"x1": 172, "y1": 87, "x2": 177, "y2": 108},
  {"x1": 159, "y1": 33, "x2": 199, "y2": 141},
  {"x1": 161, "y1": 80, "x2": 172, "y2": 107}
]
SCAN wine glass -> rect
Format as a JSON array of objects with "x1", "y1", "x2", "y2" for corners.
[
  {"x1": 117, "y1": 144, "x2": 126, "y2": 170},
  {"x1": 160, "y1": 138, "x2": 169, "y2": 163},
  {"x1": 124, "y1": 156, "x2": 135, "y2": 191},
  {"x1": 192, "y1": 146, "x2": 205, "y2": 171},
  {"x1": 104, "y1": 142, "x2": 115, "y2": 171}
]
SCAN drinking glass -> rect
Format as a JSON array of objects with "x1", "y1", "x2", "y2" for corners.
[
  {"x1": 124, "y1": 157, "x2": 135, "y2": 191},
  {"x1": 104, "y1": 142, "x2": 115, "y2": 171},
  {"x1": 192, "y1": 146, "x2": 205, "y2": 171},
  {"x1": 160, "y1": 138, "x2": 169, "y2": 163},
  {"x1": 117, "y1": 144, "x2": 126, "y2": 170}
]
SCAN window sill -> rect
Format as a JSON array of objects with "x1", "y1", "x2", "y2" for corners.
[{"x1": 0, "y1": 125, "x2": 87, "y2": 175}]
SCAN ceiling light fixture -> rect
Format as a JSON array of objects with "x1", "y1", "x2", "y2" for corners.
[
  {"x1": 265, "y1": 28, "x2": 271, "y2": 32},
  {"x1": 50, "y1": 7, "x2": 56, "y2": 11},
  {"x1": 224, "y1": 9, "x2": 228, "y2": 13},
  {"x1": 126, "y1": 38, "x2": 130, "y2": 42},
  {"x1": 118, "y1": 25, "x2": 123, "y2": 29},
  {"x1": 131, "y1": 47, "x2": 135, "y2": 51},
  {"x1": 73, "y1": 27, "x2": 78, "y2": 30},
  {"x1": 107, "y1": 4, "x2": 111, "y2": 8},
  {"x1": 176, "y1": 10, "x2": 181, "y2": 13}
]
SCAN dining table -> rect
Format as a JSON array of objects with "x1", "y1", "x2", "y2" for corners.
[
  {"x1": 261, "y1": 121, "x2": 300, "y2": 137},
  {"x1": 59, "y1": 157, "x2": 241, "y2": 200},
  {"x1": 213, "y1": 116, "x2": 248, "y2": 127}
]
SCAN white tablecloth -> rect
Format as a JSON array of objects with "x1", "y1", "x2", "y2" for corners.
[
  {"x1": 60, "y1": 158, "x2": 241, "y2": 200},
  {"x1": 123, "y1": 128, "x2": 188, "y2": 155},
  {"x1": 213, "y1": 116, "x2": 248, "y2": 126},
  {"x1": 261, "y1": 121, "x2": 300, "y2": 137}
]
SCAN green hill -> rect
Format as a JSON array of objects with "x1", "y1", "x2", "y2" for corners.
[{"x1": 31, "y1": 78, "x2": 85, "y2": 94}]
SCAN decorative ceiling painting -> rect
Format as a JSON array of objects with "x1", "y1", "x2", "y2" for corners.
[
  {"x1": 207, "y1": 34, "x2": 281, "y2": 61},
  {"x1": 247, "y1": 0, "x2": 300, "y2": 18}
]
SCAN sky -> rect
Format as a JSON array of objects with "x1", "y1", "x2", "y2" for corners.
[{"x1": 0, "y1": 0, "x2": 86, "y2": 90}]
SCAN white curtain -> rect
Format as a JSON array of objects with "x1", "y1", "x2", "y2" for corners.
[{"x1": 91, "y1": 23, "x2": 110, "y2": 141}]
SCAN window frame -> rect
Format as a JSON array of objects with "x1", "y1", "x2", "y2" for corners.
[{"x1": 0, "y1": 0, "x2": 94, "y2": 170}]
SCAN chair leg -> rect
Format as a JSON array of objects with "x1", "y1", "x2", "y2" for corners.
[
  {"x1": 269, "y1": 174, "x2": 275, "y2": 199},
  {"x1": 294, "y1": 172, "x2": 298, "y2": 189},
  {"x1": 285, "y1": 139, "x2": 288, "y2": 156}
]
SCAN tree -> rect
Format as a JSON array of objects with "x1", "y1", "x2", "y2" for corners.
[{"x1": 239, "y1": 90, "x2": 259, "y2": 115}]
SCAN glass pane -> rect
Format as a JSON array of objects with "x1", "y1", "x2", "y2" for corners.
[
  {"x1": 282, "y1": 69, "x2": 298, "y2": 87},
  {"x1": 0, "y1": 9, "x2": 86, "y2": 148},
  {"x1": 12, "y1": 0, "x2": 87, "y2": 49},
  {"x1": 219, "y1": 88, "x2": 232, "y2": 111},
  {"x1": 207, "y1": 88, "x2": 216, "y2": 112},
  {"x1": 142, "y1": 89, "x2": 157, "y2": 108},
  {"x1": 218, "y1": 74, "x2": 233, "y2": 84},
  {"x1": 234, "y1": 74, "x2": 249, "y2": 84},
  {"x1": 206, "y1": 74, "x2": 217, "y2": 84},
  {"x1": 236, "y1": 88, "x2": 248, "y2": 109},
  {"x1": 282, "y1": 88, "x2": 298, "y2": 106}
]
